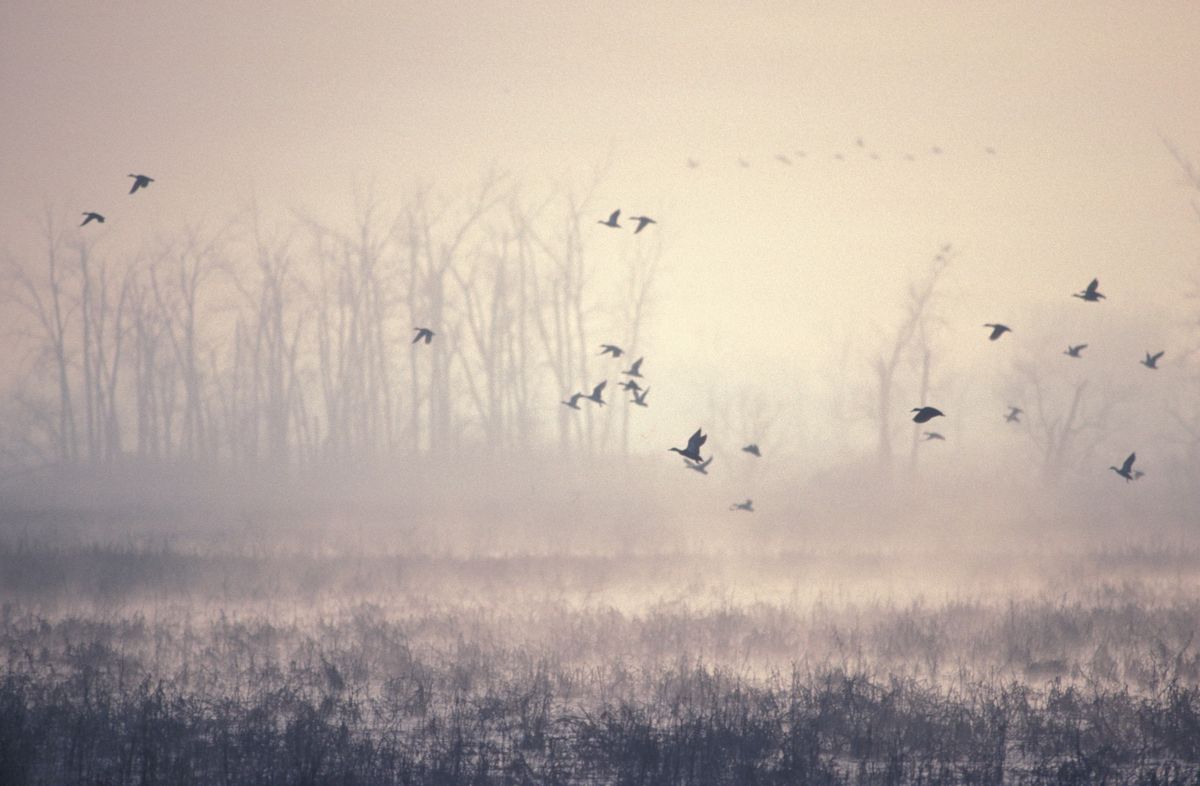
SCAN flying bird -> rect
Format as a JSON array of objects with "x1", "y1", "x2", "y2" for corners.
[
  {"x1": 1109, "y1": 452, "x2": 1137, "y2": 482},
  {"x1": 983, "y1": 323, "x2": 1012, "y2": 341},
  {"x1": 923, "y1": 432, "x2": 945, "y2": 441},
  {"x1": 585, "y1": 380, "x2": 607, "y2": 406},
  {"x1": 737, "y1": 158, "x2": 750, "y2": 168},
  {"x1": 599, "y1": 344, "x2": 624, "y2": 358},
  {"x1": 686, "y1": 158, "x2": 701, "y2": 169},
  {"x1": 670, "y1": 428, "x2": 707, "y2": 463},
  {"x1": 684, "y1": 456, "x2": 713, "y2": 474},
  {"x1": 561, "y1": 393, "x2": 584, "y2": 410},
  {"x1": 631, "y1": 387, "x2": 650, "y2": 407},
  {"x1": 1073, "y1": 278, "x2": 1105, "y2": 302},
  {"x1": 630, "y1": 216, "x2": 656, "y2": 234},
  {"x1": 598, "y1": 209, "x2": 621, "y2": 228},
  {"x1": 128, "y1": 174, "x2": 154, "y2": 194},
  {"x1": 1005, "y1": 406, "x2": 1023, "y2": 423},
  {"x1": 742, "y1": 444, "x2": 761, "y2": 457},
  {"x1": 730, "y1": 499, "x2": 754, "y2": 512},
  {"x1": 911, "y1": 407, "x2": 944, "y2": 424},
  {"x1": 412, "y1": 327, "x2": 435, "y2": 344},
  {"x1": 622, "y1": 357, "x2": 644, "y2": 377},
  {"x1": 1064, "y1": 344, "x2": 1088, "y2": 358},
  {"x1": 619, "y1": 379, "x2": 642, "y2": 393},
  {"x1": 1141, "y1": 351, "x2": 1164, "y2": 369},
  {"x1": 775, "y1": 154, "x2": 792, "y2": 165},
  {"x1": 80, "y1": 212, "x2": 105, "y2": 226}
]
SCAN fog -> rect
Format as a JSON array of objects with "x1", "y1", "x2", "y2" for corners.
[{"x1": 2, "y1": 3, "x2": 1200, "y2": 781}]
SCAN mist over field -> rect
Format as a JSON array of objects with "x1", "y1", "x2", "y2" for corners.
[{"x1": 2, "y1": 2, "x2": 1200, "y2": 783}]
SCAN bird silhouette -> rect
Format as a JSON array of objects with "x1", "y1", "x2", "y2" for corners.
[
  {"x1": 80, "y1": 212, "x2": 105, "y2": 226},
  {"x1": 622, "y1": 357, "x2": 644, "y2": 377},
  {"x1": 631, "y1": 387, "x2": 650, "y2": 407},
  {"x1": 931, "y1": 146, "x2": 943, "y2": 155},
  {"x1": 1133, "y1": 470, "x2": 1145, "y2": 480},
  {"x1": 1109, "y1": 452, "x2": 1137, "y2": 482},
  {"x1": 413, "y1": 327, "x2": 435, "y2": 344},
  {"x1": 128, "y1": 174, "x2": 154, "y2": 194},
  {"x1": 737, "y1": 158, "x2": 750, "y2": 168},
  {"x1": 911, "y1": 407, "x2": 944, "y2": 424},
  {"x1": 670, "y1": 428, "x2": 707, "y2": 463},
  {"x1": 923, "y1": 432, "x2": 945, "y2": 441},
  {"x1": 598, "y1": 209, "x2": 621, "y2": 228},
  {"x1": 774, "y1": 154, "x2": 792, "y2": 165},
  {"x1": 599, "y1": 344, "x2": 624, "y2": 358},
  {"x1": 1064, "y1": 344, "x2": 1088, "y2": 358},
  {"x1": 585, "y1": 380, "x2": 607, "y2": 406},
  {"x1": 1141, "y1": 351, "x2": 1164, "y2": 369},
  {"x1": 686, "y1": 158, "x2": 701, "y2": 169},
  {"x1": 1073, "y1": 278, "x2": 1105, "y2": 302},
  {"x1": 742, "y1": 444, "x2": 761, "y2": 457},
  {"x1": 1005, "y1": 406, "x2": 1023, "y2": 423},
  {"x1": 855, "y1": 137, "x2": 866, "y2": 148},
  {"x1": 561, "y1": 393, "x2": 584, "y2": 410},
  {"x1": 619, "y1": 379, "x2": 642, "y2": 393},
  {"x1": 730, "y1": 499, "x2": 754, "y2": 512},
  {"x1": 630, "y1": 216, "x2": 656, "y2": 234},
  {"x1": 984, "y1": 323, "x2": 1012, "y2": 341},
  {"x1": 684, "y1": 457, "x2": 712, "y2": 474}
]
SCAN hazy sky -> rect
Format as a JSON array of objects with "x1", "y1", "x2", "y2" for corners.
[{"x1": 3, "y1": 1, "x2": 1199, "y2": 457}]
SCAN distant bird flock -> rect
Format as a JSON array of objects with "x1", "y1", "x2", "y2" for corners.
[{"x1": 79, "y1": 155, "x2": 1160, "y2": 516}]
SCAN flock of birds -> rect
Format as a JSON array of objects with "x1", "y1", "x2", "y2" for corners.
[
  {"x1": 80, "y1": 170, "x2": 1152, "y2": 507},
  {"x1": 684, "y1": 139, "x2": 1000, "y2": 171}
]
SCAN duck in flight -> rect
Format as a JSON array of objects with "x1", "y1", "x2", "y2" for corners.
[
  {"x1": 598, "y1": 209, "x2": 621, "y2": 228},
  {"x1": 619, "y1": 379, "x2": 642, "y2": 393},
  {"x1": 923, "y1": 432, "x2": 945, "y2": 441},
  {"x1": 686, "y1": 158, "x2": 700, "y2": 169},
  {"x1": 128, "y1": 174, "x2": 154, "y2": 194},
  {"x1": 80, "y1": 212, "x2": 105, "y2": 226},
  {"x1": 1005, "y1": 406, "x2": 1023, "y2": 423},
  {"x1": 622, "y1": 357, "x2": 644, "y2": 377},
  {"x1": 1109, "y1": 452, "x2": 1137, "y2": 482},
  {"x1": 742, "y1": 444, "x2": 761, "y2": 457},
  {"x1": 599, "y1": 344, "x2": 624, "y2": 358},
  {"x1": 1064, "y1": 344, "x2": 1088, "y2": 358},
  {"x1": 775, "y1": 154, "x2": 792, "y2": 165},
  {"x1": 670, "y1": 428, "x2": 707, "y2": 463},
  {"x1": 684, "y1": 456, "x2": 713, "y2": 474},
  {"x1": 413, "y1": 327, "x2": 435, "y2": 344},
  {"x1": 631, "y1": 387, "x2": 650, "y2": 407},
  {"x1": 585, "y1": 380, "x2": 607, "y2": 406},
  {"x1": 630, "y1": 216, "x2": 657, "y2": 234},
  {"x1": 730, "y1": 499, "x2": 754, "y2": 512},
  {"x1": 984, "y1": 323, "x2": 1012, "y2": 341},
  {"x1": 561, "y1": 393, "x2": 584, "y2": 410},
  {"x1": 1141, "y1": 351, "x2": 1164, "y2": 370},
  {"x1": 1073, "y1": 278, "x2": 1105, "y2": 302},
  {"x1": 911, "y1": 406, "x2": 944, "y2": 424}
]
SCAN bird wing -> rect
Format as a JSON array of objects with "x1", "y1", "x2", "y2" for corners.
[
  {"x1": 608, "y1": 209, "x2": 620, "y2": 223},
  {"x1": 1086, "y1": 278, "x2": 1099, "y2": 295},
  {"x1": 129, "y1": 181, "x2": 139, "y2": 194},
  {"x1": 1122, "y1": 453, "x2": 1136, "y2": 473},
  {"x1": 593, "y1": 380, "x2": 606, "y2": 397},
  {"x1": 1151, "y1": 351, "x2": 1164, "y2": 362},
  {"x1": 630, "y1": 358, "x2": 642, "y2": 373},
  {"x1": 688, "y1": 430, "x2": 707, "y2": 452}
]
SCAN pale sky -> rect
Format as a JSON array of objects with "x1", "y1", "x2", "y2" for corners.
[{"x1": 3, "y1": 1, "x2": 1199, "y2": 462}]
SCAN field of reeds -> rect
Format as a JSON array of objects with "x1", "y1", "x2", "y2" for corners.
[{"x1": 2, "y1": 518, "x2": 1200, "y2": 785}]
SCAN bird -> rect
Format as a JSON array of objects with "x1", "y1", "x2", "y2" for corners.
[
  {"x1": 1133, "y1": 470, "x2": 1145, "y2": 480},
  {"x1": 630, "y1": 216, "x2": 656, "y2": 234},
  {"x1": 598, "y1": 209, "x2": 621, "y2": 228},
  {"x1": 619, "y1": 379, "x2": 642, "y2": 393},
  {"x1": 1005, "y1": 406, "x2": 1023, "y2": 423},
  {"x1": 774, "y1": 154, "x2": 792, "y2": 165},
  {"x1": 686, "y1": 158, "x2": 701, "y2": 169},
  {"x1": 1141, "y1": 351, "x2": 1164, "y2": 369},
  {"x1": 585, "y1": 381, "x2": 607, "y2": 406},
  {"x1": 631, "y1": 387, "x2": 650, "y2": 407},
  {"x1": 684, "y1": 456, "x2": 713, "y2": 474},
  {"x1": 599, "y1": 344, "x2": 624, "y2": 358},
  {"x1": 1109, "y1": 452, "x2": 1137, "y2": 482},
  {"x1": 742, "y1": 444, "x2": 761, "y2": 457},
  {"x1": 1073, "y1": 278, "x2": 1105, "y2": 302},
  {"x1": 911, "y1": 407, "x2": 944, "y2": 424},
  {"x1": 1064, "y1": 344, "x2": 1088, "y2": 358},
  {"x1": 413, "y1": 327, "x2": 434, "y2": 344},
  {"x1": 737, "y1": 158, "x2": 750, "y2": 168},
  {"x1": 561, "y1": 393, "x2": 584, "y2": 410},
  {"x1": 855, "y1": 137, "x2": 866, "y2": 148},
  {"x1": 730, "y1": 499, "x2": 754, "y2": 512},
  {"x1": 931, "y1": 146, "x2": 943, "y2": 155},
  {"x1": 670, "y1": 428, "x2": 707, "y2": 463},
  {"x1": 622, "y1": 357, "x2": 644, "y2": 377},
  {"x1": 923, "y1": 432, "x2": 945, "y2": 441},
  {"x1": 128, "y1": 174, "x2": 154, "y2": 194},
  {"x1": 983, "y1": 323, "x2": 1012, "y2": 341},
  {"x1": 80, "y1": 212, "x2": 105, "y2": 226},
  {"x1": 985, "y1": 147, "x2": 997, "y2": 155}
]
